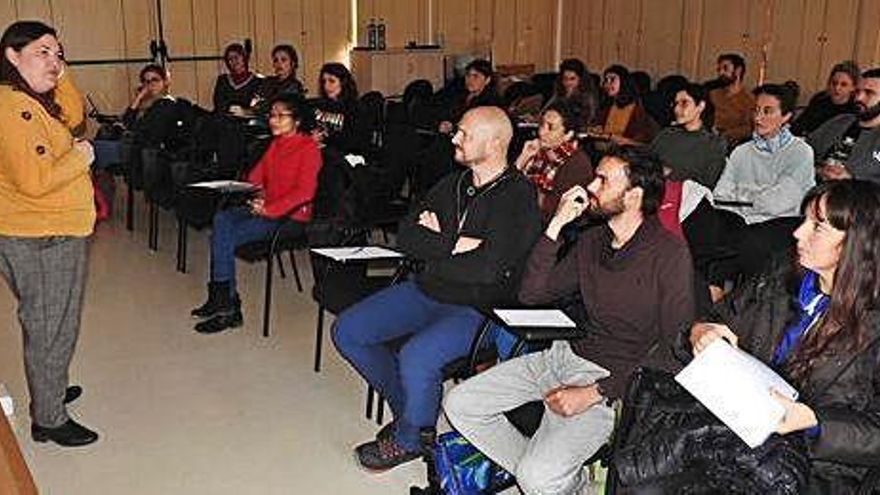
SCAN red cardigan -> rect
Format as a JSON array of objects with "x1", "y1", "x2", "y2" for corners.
[{"x1": 246, "y1": 133, "x2": 322, "y2": 222}]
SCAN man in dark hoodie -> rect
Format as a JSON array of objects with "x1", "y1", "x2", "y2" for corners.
[{"x1": 333, "y1": 106, "x2": 542, "y2": 472}]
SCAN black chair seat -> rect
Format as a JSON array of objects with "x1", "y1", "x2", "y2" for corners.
[
  {"x1": 312, "y1": 274, "x2": 392, "y2": 315},
  {"x1": 235, "y1": 233, "x2": 307, "y2": 262}
]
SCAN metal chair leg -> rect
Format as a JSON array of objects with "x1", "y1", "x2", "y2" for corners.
[
  {"x1": 176, "y1": 217, "x2": 187, "y2": 273},
  {"x1": 276, "y1": 252, "x2": 287, "y2": 279},
  {"x1": 262, "y1": 254, "x2": 274, "y2": 337},
  {"x1": 148, "y1": 201, "x2": 159, "y2": 251},
  {"x1": 126, "y1": 181, "x2": 134, "y2": 231},
  {"x1": 377, "y1": 395, "x2": 385, "y2": 425},
  {"x1": 314, "y1": 306, "x2": 324, "y2": 372},
  {"x1": 290, "y1": 250, "x2": 303, "y2": 292},
  {"x1": 366, "y1": 385, "x2": 374, "y2": 420}
]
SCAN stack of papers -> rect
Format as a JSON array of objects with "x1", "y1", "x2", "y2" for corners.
[
  {"x1": 310, "y1": 246, "x2": 404, "y2": 261},
  {"x1": 675, "y1": 340, "x2": 799, "y2": 448},
  {"x1": 493, "y1": 309, "x2": 576, "y2": 328},
  {"x1": 188, "y1": 180, "x2": 257, "y2": 193}
]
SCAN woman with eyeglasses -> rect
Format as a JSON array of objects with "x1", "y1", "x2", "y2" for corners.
[
  {"x1": 619, "y1": 179, "x2": 880, "y2": 494},
  {"x1": 212, "y1": 42, "x2": 263, "y2": 114},
  {"x1": 92, "y1": 64, "x2": 178, "y2": 172},
  {"x1": 591, "y1": 64, "x2": 659, "y2": 146},
  {"x1": 0, "y1": 21, "x2": 98, "y2": 446},
  {"x1": 191, "y1": 94, "x2": 322, "y2": 334}
]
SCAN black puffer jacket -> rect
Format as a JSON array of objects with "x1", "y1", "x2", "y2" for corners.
[{"x1": 696, "y1": 258, "x2": 880, "y2": 494}]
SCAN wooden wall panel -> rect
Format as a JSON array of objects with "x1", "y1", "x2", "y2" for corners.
[
  {"x1": 818, "y1": 0, "x2": 860, "y2": 84},
  {"x1": 301, "y1": 0, "x2": 326, "y2": 95},
  {"x1": 0, "y1": 1, "x2": 17, "y2": 28},
  {"x1": 854, "y1": 0, "x2": 880, "y2": 67},
  {"x1": 322, "y1": 0, "x2": 353, "y2": 66},
  {"x1": 637, "y1": 0, "x2": 685, "y2": 77},
  {"x1": 52, "y1": 0, "x2": 130, "y2": 111},
  {"x1": 13, "y1": 0, "x2": 50, "y2": 22},
  {"x1": 162, "y1": 0, "x2": 199, "y2": 106},
  {"x1": 435, "y1": 0, "x2": 477, "y2": 56}
]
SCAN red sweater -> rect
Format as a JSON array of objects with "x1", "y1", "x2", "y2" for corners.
[{"x1": 246, "y1": 133, "x2": 322, "y2": 222}]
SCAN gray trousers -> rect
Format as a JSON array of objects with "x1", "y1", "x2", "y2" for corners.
[
  {"x1": 0, "y1": 235, "x2": 88, "y2": 427},
  {"x1": 444, "y1": 341, "x2": 615, "y2": 495}
]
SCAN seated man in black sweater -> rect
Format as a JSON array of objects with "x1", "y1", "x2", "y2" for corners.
[
  {"x1": 445, "y1": 147, "x2": 696, "y2": 494},
  {"x1": 333, "y1": 107, "x2": 542, "y2": 471}
]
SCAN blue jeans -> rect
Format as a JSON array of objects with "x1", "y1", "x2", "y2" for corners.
[
  {"x1": 92, "y1": 139, "x2": 123, "y2": 170},
  {"x1": 332, "y1": 280, "x2": 487, "y2": 451},
  {"x1": 210, "y1": 207, "x2": 287, "y2": 293}
]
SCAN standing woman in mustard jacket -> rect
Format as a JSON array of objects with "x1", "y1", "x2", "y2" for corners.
[{"x1": 0, "y1": 21, "x2": 98, "y2": 447}]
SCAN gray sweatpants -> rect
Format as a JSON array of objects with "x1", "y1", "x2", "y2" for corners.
[
  {"x1": 0, "y1": 235, "x2": 88, "y2": 428},
  {"x1": 444, "y1": 341, "x2": 615, "y2": 495}
]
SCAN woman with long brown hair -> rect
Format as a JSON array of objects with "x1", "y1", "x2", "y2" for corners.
[{"x1": 684, "y1": 179, "x2": 880, "y2": 492}]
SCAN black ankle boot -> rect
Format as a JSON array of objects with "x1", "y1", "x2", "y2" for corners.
[
  {"x1": 194, "y1": 287, "x2": 243, "y2": 334},
  {"x1": 191, "y1": 281, "x2": 237, "y2": 319},
  {"x1": 194, "y1": 310, "x2": 244, "y2": 334}
]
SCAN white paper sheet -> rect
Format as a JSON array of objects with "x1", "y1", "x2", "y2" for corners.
[
  {"x1": 493, "y1": 309, "x2": 576, "y2": 328},
  {"x1": 675, "y1": 339, "x2": 799, "y2": 448},
  {"x1": 188, "y1": 180, "x2": 257, "y2": 192},
  {"x1": 310, "y1": 246, "x2": 404, "y2": 261}
]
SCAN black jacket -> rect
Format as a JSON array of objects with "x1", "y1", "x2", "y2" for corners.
[
  {"x1": 398, "y1": 167, "x2": 541, "y2": 307},
  {"x1": 699, "y1": 258, "x2": 880, "y2": 494}
]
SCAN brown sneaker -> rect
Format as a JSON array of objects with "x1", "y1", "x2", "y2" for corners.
[{"x1": 354, "y1": 437, "x2": 421, "y2": 472}]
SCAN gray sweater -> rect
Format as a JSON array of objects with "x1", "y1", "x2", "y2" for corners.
[
  {"x1": 713, "y1": 136, "x2": 815, "y2": 224},
  {"x1": 807, "y1": 114, "x2": 880, "y2": 184}
]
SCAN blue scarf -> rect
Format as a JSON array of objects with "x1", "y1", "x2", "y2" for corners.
[
  {"x1": 772, "y1": 270, "x2": 831, "y2": 367},
  {"x1": 753, "y1": 125, "x2": 794, "y2": 154}
]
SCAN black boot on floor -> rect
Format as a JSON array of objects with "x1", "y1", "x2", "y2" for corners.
[
  {"x1": 191, "y1": 281, "x2": 232, "y2": 319},
  {"x1": 32, "y1": 419, "x2": 99, "y2": 447},
  {"x1": 194, "y1": 287, "x2": 243, "y2": 334}
]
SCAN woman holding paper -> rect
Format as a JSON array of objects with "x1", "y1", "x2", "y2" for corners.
[
  {"x1": 190, "y1": 94, "x2": 322, "y2": 334},
  {"x1": 686, "y1": 179, "x2": 880, "y2": 493}
]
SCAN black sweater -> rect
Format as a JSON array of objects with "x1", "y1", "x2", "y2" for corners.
[{"x1": 398, "y1": 167, "x2": 542, "y2": 307}]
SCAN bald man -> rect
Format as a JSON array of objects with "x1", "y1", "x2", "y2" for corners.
[{"x1": 334, "y1": 107, "x2": 542, "y2": 471}]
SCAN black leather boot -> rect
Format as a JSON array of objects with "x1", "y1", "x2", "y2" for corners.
[
  {"x1": 191, "y1": 281, "x2": 231, "y2": 319},
  {"x1": 32, "y1": 419, "x2": 99, "y2": 447},
  {"x1": 194, "y1": 287, "x2": 243, "y2": 334}
]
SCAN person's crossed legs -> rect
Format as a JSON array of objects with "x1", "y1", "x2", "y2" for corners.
[{"x1": 333, "y1": 280, "x2": 484, "y2": 470}]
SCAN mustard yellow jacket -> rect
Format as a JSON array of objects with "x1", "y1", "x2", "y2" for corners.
[{"x1": 0, "y1": 74, "x2": 95, "y2": 237}]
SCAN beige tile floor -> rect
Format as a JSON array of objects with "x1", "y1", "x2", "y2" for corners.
[{"x1": 0, "y1": 201, "x2": 426, "y2": 494}]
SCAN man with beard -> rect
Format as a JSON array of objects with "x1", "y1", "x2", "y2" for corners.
[
  {"x1": 444, "y1": 147, "x2": 695, "y2": 495},
  {"x1": 333, "y1": 106, "x2": 541, "y2": 471},
  {"x1": 808, "y1": 68, "x2": 880, "y2": 184},
  {"x1": 708, "y1": 53, "x2": 755, "y2": 146}
]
